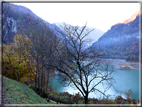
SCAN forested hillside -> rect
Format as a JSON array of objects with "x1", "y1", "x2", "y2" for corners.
[{"x1": 91, "y1": 10, "x2": 141, "y2": 62}]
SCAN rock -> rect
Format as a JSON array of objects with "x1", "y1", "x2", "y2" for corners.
[{"x1": 120, "y1": 65, "x2": 135, "y2": 70}]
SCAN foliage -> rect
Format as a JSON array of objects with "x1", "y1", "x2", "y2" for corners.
[{"x1": 2, "y1": 35, "x2": 35, "y2": 83}]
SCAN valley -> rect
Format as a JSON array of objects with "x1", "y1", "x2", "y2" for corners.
[{"x1": 1, "y1": 2, "x2": 141, "y2": 105}]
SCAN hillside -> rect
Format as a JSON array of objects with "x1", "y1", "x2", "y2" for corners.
[
  {"x1": 2, "y1": 76, "x2": 53, "y2": 104},
  {"x1": 90, "y1": 9, "x2": 141, "y2": 61}
]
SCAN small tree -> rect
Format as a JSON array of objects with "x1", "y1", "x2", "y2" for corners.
[{"x1": 50, "y1": 23, "x2": 114, "y2": 104}]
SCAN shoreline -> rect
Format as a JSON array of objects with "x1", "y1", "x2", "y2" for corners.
[{"x1": 100, "y1": 58, "x2": 140, "y2": 70}]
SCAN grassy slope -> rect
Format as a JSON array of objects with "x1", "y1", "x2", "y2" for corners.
[{"x1": 3, "y1": 76, "x2": 54, "y2": 104}]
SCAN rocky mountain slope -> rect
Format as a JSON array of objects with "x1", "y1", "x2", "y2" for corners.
[
  {"x1": 91, "y1": 9, "x2": 141, "y2": 61},
  {"x1": 2, "y1": 3, "x2": 62, "y2": 44}
]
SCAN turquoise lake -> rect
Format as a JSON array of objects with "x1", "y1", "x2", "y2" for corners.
[{"x1": 50, "y1": 64, "x2": 139, "y2": 101}]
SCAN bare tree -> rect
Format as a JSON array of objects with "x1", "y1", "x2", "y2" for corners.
[
  {"x1": 50, "y1": 23, "x2": 114, "y2": 104},
  {"x1": 18, "y1": 17, "x2": 55, "y2": 97}
]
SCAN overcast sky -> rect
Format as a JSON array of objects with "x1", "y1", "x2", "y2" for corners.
[{"x1": 13, "y1": 3, "x2": 140, "y2": 32}]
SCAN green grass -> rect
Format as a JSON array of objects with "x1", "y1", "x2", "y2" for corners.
[{"x1": 3, "y1": 76, "x2": 54, "y2": 104}]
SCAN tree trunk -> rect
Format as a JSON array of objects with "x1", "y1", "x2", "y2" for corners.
[
  {"x1": 34, "y1": 76, "x2": 37, "y2": 91},
  {"x1": 36, "y1": 59, "x2": 41, "y2": 96},
  {"x1": 17, "y1": 73, "x2": 19, "y2": 82},
  {"x1": 41, "y1": 56, "x2": 44, "y2": 97},
  {"x1": 84, "y1": 94, "x2": 88, "y2": 104}
]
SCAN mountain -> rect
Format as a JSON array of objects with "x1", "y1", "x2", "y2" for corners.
[
  {"x1": 90, "y1": 9, "x2": 141, "y2": 61},
  {"x1": 55, "y1": 22, "x2": 105, "y2": 46},
  {"x1": 2, "y1": 3, "x2": 63, "y2": 44}
]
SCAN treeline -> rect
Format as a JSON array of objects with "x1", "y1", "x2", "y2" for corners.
[{"x1": 97, "y1": 37, "x2": 139, "y2": 62}]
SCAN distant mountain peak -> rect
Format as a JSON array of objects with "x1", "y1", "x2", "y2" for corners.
[{"x1": 114, "y1": 8, "x2": 141, "y2": 26}]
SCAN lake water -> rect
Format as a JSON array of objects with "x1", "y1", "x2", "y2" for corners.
[{"x1": 50, "y1": 64, "x2": 139, "y2": 101}]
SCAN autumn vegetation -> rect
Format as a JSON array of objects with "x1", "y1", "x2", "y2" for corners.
[{"x1": 3, "y1": 35, "x2": 35, "y2": 83}]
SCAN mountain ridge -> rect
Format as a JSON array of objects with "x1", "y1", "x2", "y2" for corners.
[{"x1": 123, "y1": 10, "x2": 140, "y2": 24}]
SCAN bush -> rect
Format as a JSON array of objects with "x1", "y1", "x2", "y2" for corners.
[{"x1": 29, "y1": 86, "x2": 139, "y2": 104}]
